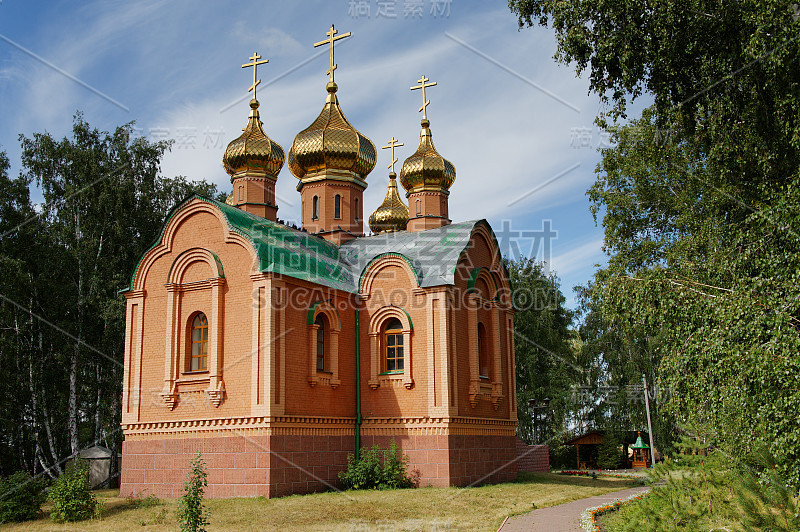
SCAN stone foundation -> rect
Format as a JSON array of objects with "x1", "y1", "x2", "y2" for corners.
[
  {"x1": 121, "y1": 434, "x2": 352, "y2": 499},
  {"x1": 121, "y1": 431, "x2": 517, "y2": 498}
]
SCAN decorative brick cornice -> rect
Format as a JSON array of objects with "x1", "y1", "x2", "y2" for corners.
[
  {"x1": 123, "y1": 415, "x2": 359, "y2": 438},
  {"x1": 124, "y1": 289, "x2": 146, "y2": 299},
  {"x1": 123, "y1": 414, "x2": 516, "y2": 438}
]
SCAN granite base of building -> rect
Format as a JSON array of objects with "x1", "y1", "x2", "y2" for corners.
[{"x1": 121, "y1": 431, "x2": 517, "y2": 498}]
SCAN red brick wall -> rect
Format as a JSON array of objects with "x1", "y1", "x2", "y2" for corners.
[
  {"x1": 121, "y1": 433, "x2": 354, "y2": 499},
  {"x1": 121, "y1": 430, "x2": 518, "y2": 498},
  {"x1": 360, "y1": 433, "x2": 517, "y2": 488},
  {"x1": 124, "y1": 201, "x2": 519, "y2": 499},
  {"x1": 515, "y1": 437, "x2": 549, "y2": 473}
]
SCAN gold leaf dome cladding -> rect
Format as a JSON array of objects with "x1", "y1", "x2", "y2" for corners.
[
  {"x1": 223, "y1": 99, "x2": 284, "y2": 179},
  {"x1": 399, "y1": 119, "x2": 455, "y2": 193},
  {"x1": 288, "y1": 82, "x2": 376, "y2": 180},
  {"x1": 369, "y1": 174, "x2": 409, "y2": 233}
]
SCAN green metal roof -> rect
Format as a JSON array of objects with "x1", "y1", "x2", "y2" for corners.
[
  {"x1": 632, "y1": 434, "x2": 650, "y2": 449},
  {"x1": 126, "y1": 194, "x2": 496, "y2": 294}
]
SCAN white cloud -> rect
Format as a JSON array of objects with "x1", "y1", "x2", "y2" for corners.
[
  {"x1": 1, "y1": 0, "x2": 609, "y2": 301},
  {"x1": 232, "y1": 23, "x2": 305, "y2": 57},
  {"x1": 549, "y1": 238, "x2": 606, "y2": 279}
]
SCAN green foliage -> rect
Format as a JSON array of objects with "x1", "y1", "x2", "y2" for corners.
[
  {"x1": 176, "y1": 452, "x2": 209, "y2": 532},
  {"x1": 604, "y1": 432, "x2": 800, "y2": 531},
  {"x1": 49, "y1": 460, "x2": 98, "y2": 522},
  {"x1": 734, "y1": 444, "x2": 800, "y2": 532},
  {"x1": 506, "y1": 257, "x2": 576, "y2": 443},
  {"x1": 549, "y1": 440, "x2": 576, "y2": 470},
  {"x1": 339, "y1": 441, "x2": 415, "y2": 490},
  {"x1": 0, "y1": 115, "x2": 221, "y2": 478},
  {"x1": 597, "y1": 430, "x2": 622, "y2": 470},
  {"x1": 0, "y1": 471, "x2": 48, "y2": 523},
  {"x1": 511, "y1": 0, "x2": 800, "y2": 492},
  {"x1": 127, "y1": 492, "x2": 161, "y2": 509}
]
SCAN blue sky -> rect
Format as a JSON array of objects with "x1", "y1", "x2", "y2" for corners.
[{"x1": 0, "y1": 0, "x2": 613, "y2": 311}]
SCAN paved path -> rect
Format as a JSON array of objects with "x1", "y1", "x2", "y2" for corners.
[{"x1": 499, "y1": 485, "x2": 650, "y2": 532}]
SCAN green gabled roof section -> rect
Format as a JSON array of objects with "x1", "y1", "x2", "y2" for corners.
[
  {"x1": 125, "y1": 194, "x2": 354, "y2": 293},
  {"x1": 126, "y1": 198, "x2": 506, "y2": 296},
  {"x1": 207, "y1": 197, "x2": 354, "y2": 292},
  {"x1": 340, "y1": 220, "x2": 489, "y2": 290}
]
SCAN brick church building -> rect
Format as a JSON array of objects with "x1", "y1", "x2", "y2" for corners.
[{"x1": 119, "y1": 28, "x2": 518, "y2": 498}]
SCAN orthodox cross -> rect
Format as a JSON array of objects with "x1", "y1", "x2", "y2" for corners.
[
  {"x1": 382, "y1": 137, "x2": 404, "y2": 173},
  {"x1": 314, "y1": 24, "x2": 351, "y2": 83},
  {"x1": 410, "y1": 75, "x2": 437, "y2": 120},
  {"x1": 242, "y1": 52, "x2": 268, "y2": 100}
]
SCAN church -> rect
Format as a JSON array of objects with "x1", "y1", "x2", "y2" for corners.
[{"x1": 119, "y1": 26, "x2": 518, "y2": 498}]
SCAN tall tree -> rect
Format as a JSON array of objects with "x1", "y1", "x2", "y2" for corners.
[
  {"x1": 507, "y1": 257, "x2": 575, "y2": 444},
  {"x1": 510, "y1": 0, "x2": 800, "y2": 487},
  {"x1": 0, "y1": 115, "x2": 221, "y2": 478}
]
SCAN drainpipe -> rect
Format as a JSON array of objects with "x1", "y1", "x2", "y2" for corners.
[{"x1": 355, "y1": 308, "x2": 362, "y2": 459}]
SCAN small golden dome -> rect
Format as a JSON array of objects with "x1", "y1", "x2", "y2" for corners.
[
  {"x1": 369, "y1": 173, "x2": 409, "y2": 233},
  {"x1": 288, "y1": 82, "x2": 376, "y2": 181},
  {"x1": 399, "y1": 119, "x2": 455, "y2": 194},
  {"x1": 223, "y1": 99, "x2": 284, "y2": 179},
  {"x1": 225, "y1": 192, "x2": 235, "y2": 206}
]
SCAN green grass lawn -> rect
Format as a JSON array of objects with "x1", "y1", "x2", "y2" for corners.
[{"x1": 5, "y1": 473, "x2": 639, "y2": 531}]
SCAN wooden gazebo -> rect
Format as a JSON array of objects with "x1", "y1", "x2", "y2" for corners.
[
  {"x1": 631, "y1": 431, "x2": 651, "y2": 468},
  {"x1": 564, "y1": 430, "x2": 653, "y2": 469},
  {"x1": 563, "y1": 431, "x2": 604, "y2": 469}
]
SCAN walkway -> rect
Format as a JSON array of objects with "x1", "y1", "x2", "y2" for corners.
[{"x1": 499, "y1": 485, "x2": 650, "y2": 532}]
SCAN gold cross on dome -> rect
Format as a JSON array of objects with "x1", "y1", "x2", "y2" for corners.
[
  {"x1": 410, "y1": 75, "x2": 437, "y2": 120},
  {"x1": 242, "y1": 52, "x2": 269, "y2": 100},
  {"x1": 314, "y1": 24, "x2": 351, "y2": 82},
  {"x1": 382, "y1": 137, "x2": 404, "y2": 173}
]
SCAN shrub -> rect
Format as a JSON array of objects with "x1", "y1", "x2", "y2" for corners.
[
  {"x1": 0, "y1": 471, "x2": 48, "y2": 523},
  {"x1": 549, "y1": 440, "x2": 576, "y2": 470},
  {"x1": 127, "y1": 491, "x2": 161, "y2": 509},
  {"x1": 176, "y1": 452, "x2": 209, "y2": 532},
  {"x1": 49, "y1": 460, "x2": 98, "y2": 522},
  {"x1": 339, "y1": 440, "x2": 415, "y2": 490}
]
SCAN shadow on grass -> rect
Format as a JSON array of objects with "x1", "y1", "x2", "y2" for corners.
[{"x1": 515, "y1": 472, "x2": 639, "y2": 489}]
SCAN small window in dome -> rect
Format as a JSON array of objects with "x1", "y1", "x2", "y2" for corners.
[
  {"x1": 312, "y1": 195, "x2": 319, "y2": 220},
  {"x1": 334, "y1": 194, "x2": 341, "y2": 219}
]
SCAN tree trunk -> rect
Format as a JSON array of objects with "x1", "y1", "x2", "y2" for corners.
[
  {"x1": 41, "y1": 398, "x2": 63, "y2": 475},
  {"x1": 68, "y1": 207, "x2": 81, "y2": 456}
]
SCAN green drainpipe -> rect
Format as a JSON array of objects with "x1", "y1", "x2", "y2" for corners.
[{"x1": 355, "y1": 308, "x2": 362, "y2": 460}]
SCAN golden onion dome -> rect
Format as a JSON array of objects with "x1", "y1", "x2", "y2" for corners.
[
  {"x1": 399, "y1": 119, "x2": 455, "y2": 194},
  {"x1": 288, "y1": 82, "x2": 376, "y2": 181},
  {"x1": 369, "y1": 174, "x2": 409, "y2": 233},
  {"x1": 223, "y1": 99, "x2": 284, "y2": 179}
]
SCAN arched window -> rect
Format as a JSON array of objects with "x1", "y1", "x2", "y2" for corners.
[
  {"x1": 190, "y1": 313, "x2": 209, "y2": 371},
  {"x1": 354, "y1": 197, "x2": 359, "y2": 222},
  {"x1": 478, "y1": 322, "x2": 489, "y2": 379},
  {"x1": 384, "y1": 318, "x2": 404, "y2": 372},
  {"x1": 334, "y1": 194, "x2": 341, "y2": 219},
  {"x1": 315, "y1": 314, "x2": 326, "y2": 371},
  {"x1": 415, "y1": 198, "x2": 421, "y2": 216},
  {"x1": 312, "y1": 195, "x2": 319, "y2": 220}
]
